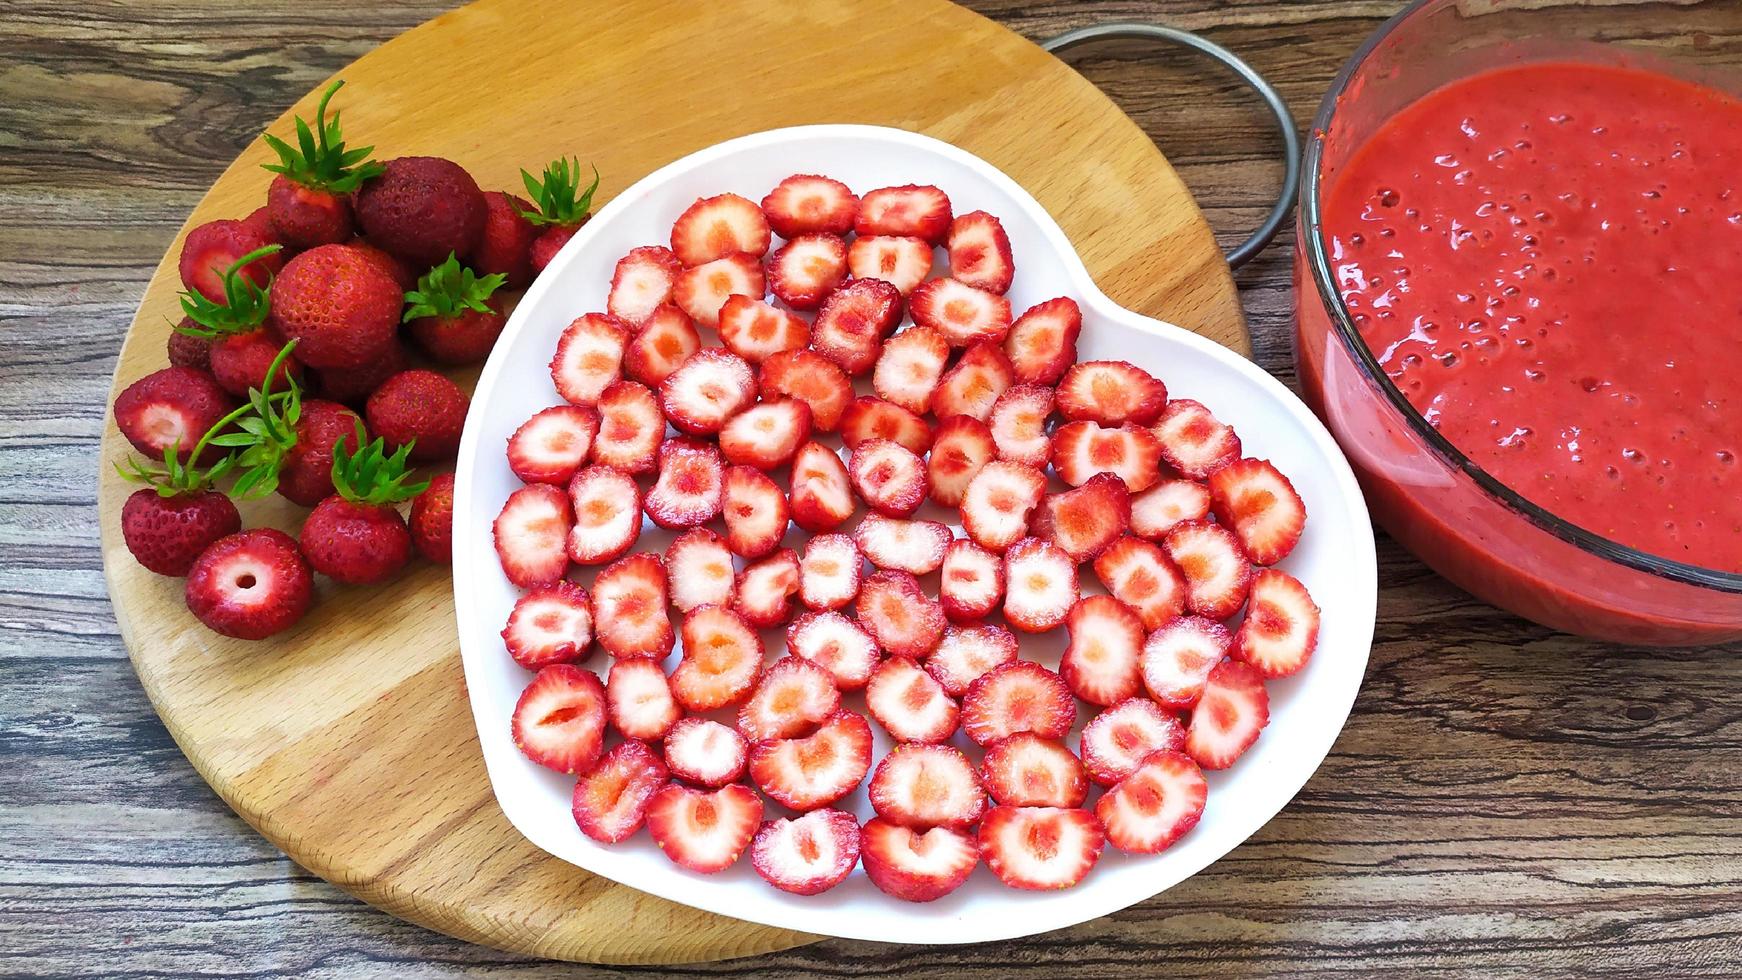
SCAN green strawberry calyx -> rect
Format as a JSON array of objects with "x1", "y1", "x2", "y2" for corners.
[
  {"x1": 261, "y1": 79, "x2": 386, "y2": 194},
  {"x1": 175, "y1": 244, "x2": 283, "y2": 338},
  {"x1": 518, "y1": 156, "x2": 600, "y2": 227},
  {"x1": 402, "y1": 252, "x2": 507, "y2": 323},
  {"x1": 330, "y1": 422, "x2": 429, "y2": 507},
  {"x1": 201, "y1": 341, "x2": 305, "y2": 499}
]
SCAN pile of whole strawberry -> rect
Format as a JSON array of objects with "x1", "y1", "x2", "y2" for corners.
[
  {"x1": 492, "y1": 171, "x2": 1324, "y2": 900},
  {"x1": 112, "y1": 80, "x2": 599, "y2": 639}
]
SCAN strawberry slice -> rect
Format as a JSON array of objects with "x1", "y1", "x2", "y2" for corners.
[
  {"x1": 938, "y1": 539, "x2": 1005, "y2": 623},
  {"x1": 721, "y1": 464, "x2": 790, "y2": 559},
  {"x1": 766, "y1": 233, "x2": 848, "y2": 310},
  {"x1": 1140, "y1": 614, "x2": 1230, "y2": 710},
  {"x1": 1001, "y1": 538, "x2": 1079, "y2": 633},
  {"x1": 812, "y1": 278, "x2": 901, "y2": 375},
  {"x1": 1184, "y1": 660, "x2": 1270, "y2": 770},
  {"x1": 1232, "y1": 569, "x2": 1320, "y2": 678},
  {"x1": 932, "y1": 341, "x2": 1014, "y2": 421},
  {"x1": 978, "y1": 806, "x2": 1103, "y2": 891},
  {"x1": 758, "y1": 349, "x2": 853, "y2": 432},
  {"x1": 1130, "y1": 478, "x2": 1213, "y2": 540},
  {"x1": 507, "y1": 405, "x2": 599, "y2": 486},
  {"x1": 663, "y1": 717, "x2": 749, "y2": 788},
  {"x1": 786, "y1": 610, "x2": 879, "y2": 691},
  {"x1": 1032, "y1": 473, "x2": 1133, "y2": 563},
  {"x1": 659, "y1": 348, "x2": 757, "y2": 435},
  {"x1": 751, "y1": 808, "x2": 862, "y2": 896},
  {"x1": 799, "y1": 533, "x2": 862, "y2": 611},
  {"x1": 645, "y1": 783, "x2": 762, "y2": 874},
  {"x1": 1080, "y1": 697, "x2": 1186, "y2": 786},
  {"x1": 856, "y1": 184, "x2": 952, "y2": 242},
  {"x1": 734, "y1": 548, "x2": 801, "y2": 627},
  {"x1": 959, "y1": 460, "x2": 1047, "y2": 553},
  {"x1": 1163, "y1": 520, "x2": 1254, "y2": 619},
  {"x1": 910, "y1": 277, "x2": 1013, "y2": 347},
  {"x1": 748, "y1": 709, "x2": 873, "y2": 811},
  {"x1": 737, "y1": 656, "x2": 841, "y2": 742},
  {"x1": 511, "y1": 663, "x2": 605, "y2": 774},
  {"x1": 927, "y1": 415, "x2": 996, "y2": 508},
  {"x1": 866, "y1": 656, "x2": 960, "y2": 744},
  {"x1": 664, "y1": 527, "x2": 736, "y2": 613},
  {"x1": 1096, "y1": 750, "x2": 1207, "y2": 854},
  {"x1": 961, "y1": 660, "x2": 1075, "y2": 746},
  {"x1": 872, "y1": 325, "x2": 950, "y2": 414},
  {"x1": 841, "y1": 397, "x2": 934, "y2": 455},
  {"x1": 719, "y1": 398, "x2": 812, "y2": 471},
  {"x1": 946, "y1": 210, "x2": 1014, "y2": 294},
  {"x1": 847, "y1": 235, "x2": 933, "y2": 295},
  {"x1": 1209, "y1": 458, "x2": 1307, "y2": 565},
  {"x1": 592, "y1": 553, "x2": 673, "y2": 659},
  {"x1": 718, "y1": 295, "x2": 810, "y2": 364},
  {"x1": 981, "y1": 733, "x2": 1088, "y2": 808},
  {"x1": 848, "y1": 439, "x2": 929, "y2": 518},
  {"x1": 493, "y1": 483, "x2": 571, "y2": 587},
  {"x1": 590, "y1": 381, "x2": 663, "y2": 474},
  {"x1": 1093, "y1": 535, "x2": 1188, "y2": 630},
  {"x1": 856, "y1": 570, "x2": 946, "y2": 659},
  {"x1": 860, "y1": 818, "x2": 978, "y2": 903},
  {"x1": 572, "y1": 739, "x2": 668, "y2": 843},
  {"x1": 606, "y1": 656, "x2": 681, "y2": 742},
  {"x1": 672, "y1": 253, "x2": 765, "y2": 328},
  {"x1": 549, "y1": 313, "x2": 629, "y2": 407},
  {"x1": 644, "y1": 438, "x2": 725, "y2": 530},
  {"x1": 607, "y1": 246, "x2": 683, "y2": 325},
  {"x1": 622, "y1": 304, "x2": 702, "y2": 387},
  {"x1": 1059, "y1": 595, "x2": 1145, "y2": 706},
  {"x1": 502, "y1": 580, "x2": 593, "y2": 670},
  {"x1": 867, "y1": 743, "x2": 986, "y2": 829},
  {"x1": 854, "y1": 513, "x2": 950, "y2": 575},
  {"x1": 925, "y1": 623, "x2": 1017, "y2": 696},
  {"x1": 671, "y1": 192, "x2": 771, "y2": 265},
  {"x1": 1050, "y1": 421, "x2": 1165, "y2": 492},
  {"x1": 1056, "y1": 361, "x2": 1168, "y2": 426},
  {"x1": 670, "y1": 603, "x2": 764, "y2": 711},
  {"x1": 761, "y1": 174, "x2": 859, "y2": 238},
  {"x1": 988, "y1": 383, "x2": 1054, "y2": 467},
  {"x1": 789, "y1": 441, "x2": 855, "y2": 533},
  {"x1": 566, "y1": 465, "x2": 642, "y2": 565},
  {"x1": 1004, "y1": 298, "x2": 1082, "y2": 385},
  {"x1": 1152, "y1": 398, "x2": 1242, "y2": 479}
]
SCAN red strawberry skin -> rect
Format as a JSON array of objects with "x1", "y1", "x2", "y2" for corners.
[
  {"x1": 298, "y1": 497, "x2": 413, "y2": 585},
  {"x1": 121, "y1": 488, "x2": 241, "y2": 576},
  {"x1": 166, "y1": 321, "x2": 213, "y2": 372},
  {"x1": 531, "y1": 224, "x2": 580, "y2": 274},
  {"x1": 354, "y1": 156, "x2": 488, "y2": 266},
  {"x1": 113, "y1": 366, "x2": 236, "y2": 465},
  {"x1": 408, "y1": 306, "x2": 506, "y2": 365},
  {"x1": 410, "y1": 472, "x2": 455, "y2": 563},
  {"x1": 208, "y1": 328, "x2": 305, "y2": 398},
  {"x1": 277, "y1": 399, "x2": 362, "y2": 506},
  {"x1": 266, "y1": 174, "x2": 353, "y2": 249},
  {"x1": 472, "y1": 191, "x2": 539, "y2": 289},
  {"x1": 309, "y1": 336, "x2": 409, "y2": 407},
  {"x1": 269, "y1": 243, "x2": 403, "y2": 369},
  {"x1": 184, "y1": 529, "x2": 314, "y2": 640},
  {"x1": 178, "y1": 218, "x2": 282, "y2": 303},
  {"x1": 365, "y1": 369, "x2": 469, "y2": 462}
]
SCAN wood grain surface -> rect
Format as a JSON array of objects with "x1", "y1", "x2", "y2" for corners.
[{"x1": 4, "y1": 0, "x2": 1741, "y2": 977}]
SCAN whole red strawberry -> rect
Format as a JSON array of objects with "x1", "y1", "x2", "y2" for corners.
[
  {"x1": 117, "y1": 426, "x2": 245, "y2": 577},
  {"x1": 259, "y1": 80, "x2": 384, "y2": 249},
  {"x1": 472, "y1": 191, "x2": 538, "y2": 289},
  {"x1": 278, "y1": 399, "x2": 365, "y2": 506},
  {"x1": 518, "y1": 157, "x2": 599, "y2": 276},
  {"x1": 310, "y1": 336, "x2": 408, "y2": 407},
  {"x1": 172, "y1": 244, "x2": 305, "y2": 397},
  {"x1": 269, "y1": 243, "x2": 402, "y2": 369},
  {"x1": 298, "y1": 425, "x2": 427, "y2": 584},
  {"x1": 354, "y1": 156, "x2": 486, "y2": 267},
  {"x1": 113, "y1": 366, "x2": 236, "y2": 464},
  {"x1": 178, "y1": 219, "x2": 283, "y2": 304},
  {"x1": 366, "y1": 369, "x2": 469, "y2": 462},
  {"x1": 185, "y1": 528, "x2": 314, "y2": 639},
  {"x1": 409, "y1": 472, "x2": 454, "y2": 562},
  {"x1": 402, "y1": 253, "x2": 507, "y2": 364},
  {"x1": 166, "y1": 320, "x2": 212, "y2": 371}
]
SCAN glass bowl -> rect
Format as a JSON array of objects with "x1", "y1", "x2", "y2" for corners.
[{"x1": 1293, "y1": 0, "x2": 1742, "y2": 646}]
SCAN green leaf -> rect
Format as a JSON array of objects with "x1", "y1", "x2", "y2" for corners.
[
  {"x1": 256, "y1": 78, "x2": 383, "y2": 193},
  {"x1": 518, "y1": 157, "x2": 601, "y2": 227},
  {"x1": 401, "y1": 252, "x2": 507, "y2": 322}
]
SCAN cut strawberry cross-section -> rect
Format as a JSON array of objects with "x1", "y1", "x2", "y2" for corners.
[
  {"x1": 566, "y1": 465, "x2": 641, "y2": 565},
  {"x1": 872, "y1": 325, "x2": 950, "y2": 415},
  {"x1": 748, "y1": 709, "x2": 874, "y2": 812},
  {"x1": 860, "y1": 818, "x2": 978, "y2": 903},
  {"x1": 841, "y1": 397, "x2": 934, "y2": 456},
  {"x1": 1095, "y1": 750, "x2": 1207, "y2": 854},
  {"x1": 622, "y1": 304, "x2": 702, "y2": 388},
  {"x1": 1059, "y1": 594, "x2": 1145, "y2": 707},
  {"x1": 988, "y1": 383, "x2": 1054, "y2": 467},
  {"x1": 1232, "y1": 568, "x2": 1320, "y2": 678},
  {"x1": 607, "y1": 245, "x2": 683, "y2": 326},
  {"x1": 854, "y1": 513, "x2": 950, "y2": 575},
  {"x1": 721, "y1": 464, "x2": 790, "y2": 559},
  {"x1": 961, "y1": 660, "x2": 1075, "y2": 746},
  {"x1": 511, "y1": 663, "x2": 605, "y2": 774},
  {"x1": 910, "y1": 277, "x2": 1013, "y2": 347},
  {"x1": 1093, "y1": 535, "x2": 1188, "y2": 631},
  {"x1": 718, "y1": 295, "x2": 810, "y2": 364},
  {"x1": 1130, "y1": 478, "x2": 1213, "y2": 540},
  {"x1": 1001, "y1": 537, "x2": 1079, "y2": 633},
  {"x1": 664, "y1": 527, "x2": 736, "y2": 613},
  {"x1": 855, "y1": 570, "x2": 946, "y2": 659},
  {"x1": 855, "y1": 184, "x2": 952, "y2": 242},
  {"x1": 734, "y1": 547, "x2": 801, "y2": 627},
  {"x1": 759, "y1": 349, "x2": 853, "y2": 432},
  {"x1": 786, "y1": 610, "x2": 879, "y2": 691},
  {"x1": 978, "y1": 806, "x2": 1104, "y2": 891},
  {"x1": 590, "y1": 380, "x2": 663, "y2": 474},
  {"x1": 493, "y1": 483, "x2": 571, "y2": 588},
  {"x1": 572, "y1": 739, "x2": 668, "y2": 844},
  {"x1": 938, "y1": 538, "x2": 1006, "y2": 623},
  {"x1": 671, "y1": 603, "x2": 764, "y2": 711},
  {"x1": 644, "y1": 438, "x2": 725, "y2": 530},
  {"x1": 507, "y1": 405, "x2": 598, "y2": 486},
  {"x1": 767, "y1": 233, "x2": 848, "y2": 310},
  {"x1": 946, "y1": 210, "x2": 1014, "y2": 295},
  {"x1": 959, "y1": 460, "x2": 1046, "y2": 553},
  {"x1": 663, "y1": 717, "x2": 749, "y2": 788},
  {"x1": 1056, "y1": 360, "x2": 1168, "y2": 426},
  {"x1": 1152, "y1": 398, "x2": 1241, "y2": 480},
  {"x1": 981, "y1": 733, "x2": 1088, "y2": 808},
  {"x1": 1050, "y1": 420, "x2": 1164, "y2": 492},
  {"x1": 925, "y1": 623, "x2": 1018, "y2": 697},
  {"x1": 549, "y1": 312, "x2": 629, "y2": 407},
  {"x1": 1079, "y1": 697, "x2": 1187, "y2": 786},
  {"x1": 671, "y1": 192, "x2": 771, "y2": 266},
  {"x1": 1140, "y1": 614, "x2": 1230, "y2": 710},
  {"x1": 751, "y1": 808, "x2": 862, "y2": 896},
  {"x1": 1184, "y1": 659, "x2": 1270, "y2": 770},
  {"x1": 868, "y1": 742, "x2": 986, "y2": 829},
  {"x1": 1004, "y1": 297, "x2": 1081, "y2": 386},
  {"x1": 672, "y1": 253, "x2": 765, "y2": 328},
  {"x1": 1163, "y1": 520, "x2": 1254, "y2": 620},
  {"x1": 1032, "y1": 472, "x2": 1133, "y2": 564},
  {"x1": 866, "y1": 656, "x2": 960, "y2": 744},
  {"x1": 719, "y1": 398, "x2": 812, "y2": 471},
  {"x1": 761, "y1": 174, "x2": 859, "y2": 238},
  {"x1": 932, "y1": 341, "x2": 1014, "y2": 421},
  {"x1": 812, "y1": 278, "x2": 902, "y2": 375},
  {"x1": 645, "y1": 783, "x2": 762, "y2": 874},
  {"x1": 737, "y1": 656, "x2": 841, "y2": 743},
  {"x1": 659, "y1": 347, "x2": 757, "y2": 436},
  {"x1": 848, "y1": 439, "x2": 929, "y2": 518},
  {"x1": 847, "y1": 235, "x2": 933, "y2": 296},
  {"x1": 927, "y1": 414, "x2": 996, "y2": 508},
  {"x1": 789, "y1": 441, "x2": 855, "y2": 533},
  {"x1": 606, "y1": 655, "x2": 681, "y2": 742},
  {"x1": 592, "y1": 553, "x2": 673, "y2": 659},
  {"x1": 1208, "y1": 457, "x2": 1307, "y2": 566},
  {"x1": 799, "y1": 533, "x2": 863, "y2": 612},
  {"x1": 502, "y1": 580, "x2": 593, "y2": 670}
]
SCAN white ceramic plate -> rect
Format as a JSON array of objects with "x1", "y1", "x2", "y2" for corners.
[{"x1": 452, "y1": 125, "x2": 1376, "y2": 945}]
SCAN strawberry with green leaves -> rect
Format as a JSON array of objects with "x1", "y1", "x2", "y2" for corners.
[
  {"x1": 520, "y1": 157, "x2": 601, "y2": 275},
  {"x1": 261, "y1": 79, "x2": 384, "y2": 248},
  {"x1": 197, "y1": 341, "x2": 365, "y2": 507},
  {"x1": 116, "y1": 441, "x2": 241, "y2": 578},
  {"x1": 402, "y1": 252, "x2": 509, "y2": 364},
  {"x1": 297, "y1": 424, "x2": 429, "y2": 584},
  {"x1": 174, "y1": 245, "x2": 304, "y2": 398}
]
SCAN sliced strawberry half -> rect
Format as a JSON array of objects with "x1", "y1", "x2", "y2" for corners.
[
  {"x1": 1003, "y1": 297, "x2": 1082, "y2": 385},
  {"x1": 799, "y1": 533, "x2": 862, "y2": 612},
  {"x1": 672, "y1": 253, "x2": 765, "y2": 328},
  {"x1": 856, "y1": 184, "x2": 952, "y2": 242},
  {"x1": 988, "y1": 383, "x2": 1054, "y2": 467},
  {"x1": 1050, "y1": 420, "x2": 1164, "y2": 492},
  {"x1": 590, "y1": 381, "x2": 663, "y2": 474},
  {"x1": 1059, "y1": 594, "x2": 1145, "y2": 706},
  {"x1": 511, "y1": 663, "x2": 605, "y2": 774},
  {"x1": 507, "y1": 405, "x2": 599, "y2": 486},
  {"x1": 663, "y1": 717, "x2": 749, "y2": 788},
  {"x1": 866, "y1": 656, "x2": 960, "y2": 744},
  {"x1": 1232, "y1": 568, "x2": 1320, "y2": 678},
  {"x1": 671, "y1": 192, "x2": 771, "y2": 265},
  {"x1": 671, "y1": 603, "x2": 764, "y2": 711},
  {"x1": 1001, "y1": 537, "x2": 1079, "y2": 634},
  {"x1": 979, "y1": 806, "x2": 1103, "y2": 891},
  {"x1": 811, "y1": 278, "x2": 902, "y2": 375},
  {"x1": 606, "y1": 656, "x2": 681, "y2": 742},
  {"x1": 1096, "y1": 750, "x2": 1207, "y2": 854},
  {"x1": 1093, "y1": 535, "x2": 1188, "y2": 630},
  {"x1": 645, "y1": 783, "x2": 762, "y2": 874},
  {"x1": 927, "y1": 414, "x2": 996, "y2": 508},
  {"x1": 493, "y1": 483, "x2": 572, "y2": 587},
  {"x1": 721, "y1": 464, "x2": 790, "y2": 559},
  {"x1": 932, "y1": 341, "x2": 1014, "y2": 421},
  {"x1": 622, "y1": 303, "x2": 702, "y2": 388},
  {"x1": 766, "y1": 233, "x2": 848, "y2": 310},
  {"x1": 659, "y1": 347, "x2": 757, "y2": 435},
  {"x1": 789, "y1": 441, "x2": 855, "y2": 533},
  {"x1": 1130, "y1": 478, "x2": 1213, "y2": 540},
  {"x1": 644, "y1": 438, "x2": 725, "y2": 530},
  {"x1": 910, "y1": 277, "x2": 1012, "y2": 347},
  {"x1": 867, "y1": 742, "x2": 986, "y2": 829},
  {"x1": 1080, "y1": 697, "x2": 1187, "y2": 786},
  {"x1": 718, "y1": 295, "x2": 810, "y2": 364},
  {"x1": 946, "y1": 210, "x2": 1014, "y2": 294},
  {"x1": 665, "y1": 527, "x2": 736, "y2": 613},
  {"x1": 925, "y1": 623, "x2": 1017, "y2": 696},
  {"x1": 549, "y1": 313, "x2": 629, "y2": 407},
  {"x1": 786, "y1": 610, "x2": 878, "y2": 691},
  {"x1": 761, "y1": 174, "x2": 859, "y2": 238},
  {"x1": 840, "y1": 397, "x2": 934, "y2": 455},
  {"x1": 848, "y1": 439, "x2": 929, "y2": 518},
  {"x1": 566, "y1": 465, "x2": 641, "y2": 565},
  {"x1": 860, "y1": 818, "x2": 978, "y2": 902},
  {"x1": 719, "y1": 397, "x2": 812, "y2": 471},
  {"x1": 1056, "y1": 360, "x2": 1168, "y2": 426},
  {"x1": 572, "y1": 739, "x2": 668, "y2": 844},
  {"x1": 854, "y1": 513, "x2": 949, "y2": 575},
  {"x1": 751, "y1": 808, "x2": 862, "y2": 896},
  {"x1": 737, "y1": 656, "x2": 841, "y2": 743},
  {"x1": 855, "y1": 570, "x2": 946, "y2": 659},
  {"x1": 959, "y1": 460, "x2": 1047, "y2": 553},
  {"x1": 938, "y1": 539, "x2": 1004, "y2": 623},
  {"x1": 748, "y1": 709, "x2": 874, "y2": 812},
  {"x1": 1209, "y1": 458, "x2": 1307, "y2": 565},
  {"x1": 872, "y1": 325, "x2": 950, "y2": 414},
  {"x1": 758, "y1": 349, "x2": 853, "y2": 432},
  {"x1": 592, "y1": 553, "x2": 673, "y2": 659},
  {"x1": 1184, "y1": 659, "x2": 1270, "y2": 770},
  {"x1": 1140, "y1": 614, "x2": 1230, "y2": 710},
  {"x1": 961, "y1": 660, "x2": 1075, "y2": 746},
  {"x1": 981, "y1": 733, "x2": 1088, "y2": 808},
  {"x1": 1032, "y1": 473, "x2": 1133, "y2": 563},
  {"x1": 1163, "y1": 520, "x2": 1254, "y2": 619},
  {"x1": 607, "y1": 246, "x2": 683, "y2": 325},
  {"x1": 847, "y1": 235, "x2": 932, "y2": 295},
  {"x1": 734, "y1": 548, "x2": 801, "y2": 627},
  {"x1": 502, "y1": 580, "x2": 592, "y2": 670},
  {"x1": 1152, "y1": 398, "x2": 1242, "y2": 479}
]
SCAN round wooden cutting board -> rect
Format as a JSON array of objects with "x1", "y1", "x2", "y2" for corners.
[{"x1": 97, "y1": 0, "x2": 1248, "y2": 965}]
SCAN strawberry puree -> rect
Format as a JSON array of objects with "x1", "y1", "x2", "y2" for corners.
[{"x1": 1323, "y1": 62, "x2": 1742, "y2": 573}]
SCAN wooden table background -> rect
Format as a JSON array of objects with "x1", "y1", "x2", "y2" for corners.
[{"x1": 3, "y1": 1, "x2": 1738, "y2": 976}]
